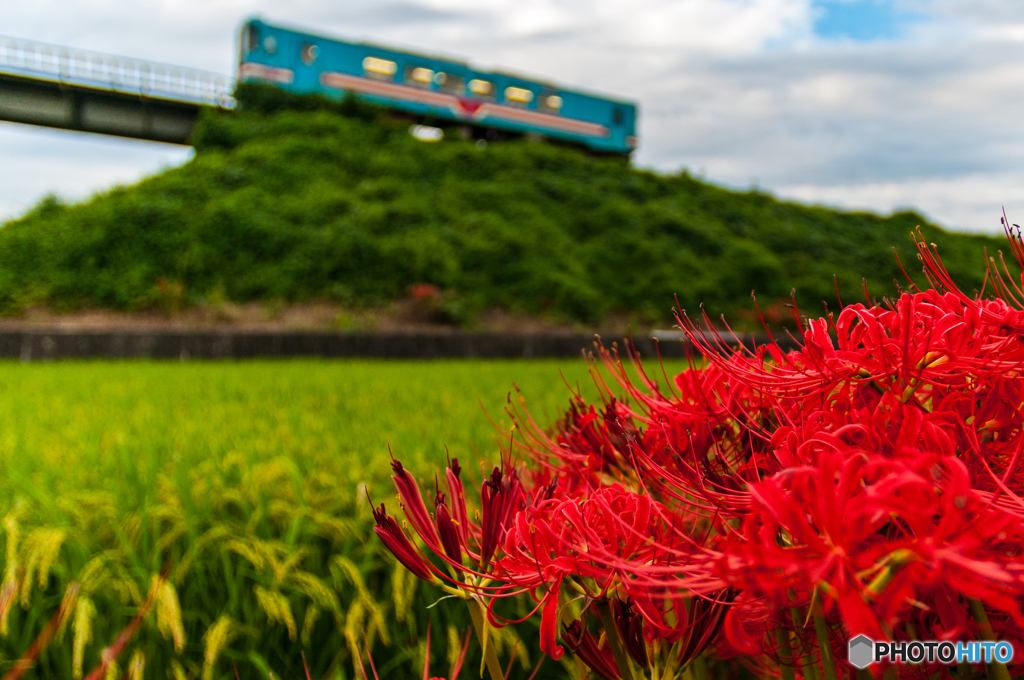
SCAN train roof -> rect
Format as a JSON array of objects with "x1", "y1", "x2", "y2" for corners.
[{"x1": 243, "y1": 17, "x2": 638, "y2": 108}]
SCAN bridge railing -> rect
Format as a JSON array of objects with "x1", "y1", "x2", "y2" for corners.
[{"x1": 0, "y1": 35, "x2": 235, "y2": 108}]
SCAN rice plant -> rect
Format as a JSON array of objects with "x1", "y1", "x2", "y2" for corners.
[{"x1": 0, "y1": 358, "x2": 687, "y2": 679}]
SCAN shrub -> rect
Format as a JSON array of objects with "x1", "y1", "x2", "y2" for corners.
[{"x1": 0, "y1": 94, "x2": 1009, "y2": 326}]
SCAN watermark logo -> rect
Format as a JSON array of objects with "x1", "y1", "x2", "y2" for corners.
[
  {"x1": 847, "y1": 635, "x2": 1015, "y2": 669},
  {"x1": 849, "y1": 635, "x2": 873, "y2": 669}
]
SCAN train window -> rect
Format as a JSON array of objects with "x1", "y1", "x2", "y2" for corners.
[
  {"x1": 405, "y1": 66, "x2": 434, "y2": 87},
  {"x1": 436, "y1": 73, "x2": 465, "y2": 94},
  {"x1": 504, "y1": 86, "x2": 534, "y2": 105},
  {"x1": 539, "y1": 94, "x2": 562, "y2": 112},
  {"x1": 243, "y1": 25, "x2": 259, "y2": 54},
  {"x1": 300, "y1": 43, "x2": 319, "y2": 65},
  {"x1": 363, "y1": 57, "x2": 397, "y2": 80},
  {"x1": 613, "y1": 107, "x2": 624, "y2": 125},
  {"x1": 263, "y1": 36, "x2": 277, "y2": 54},
  {"x1": 468, "y1": 79, "x2": 495, "y2": 98}
]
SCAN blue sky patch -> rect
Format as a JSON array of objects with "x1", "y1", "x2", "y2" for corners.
[{"x1": 812, "y1": 0, "x2": 924, "y2": 42}]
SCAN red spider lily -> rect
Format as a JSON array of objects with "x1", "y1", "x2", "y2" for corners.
[
  {"x1": 480, "y1": 465, "x2": 523, "y2": 568},
  {"x1": 446, "y1": 458, "x2": 471, "y2": 549},
  {"x1": 370, "y1": 500, "x2": 438, "y2": 584},
  {"x1": 631, "y1": 588, "x2": 735, "y2": 665},
  {"x1": 493, "y1": 486, "x2": 661, "y2": 599},
  {"x1": 376, "y1": 455, "x2": 527, "y2": 585},
  {"x1": 611, "y1": 598, "x2": 648, "y2": 669},
  {"x1": 372, "y1": 220, "x2": 1024, "y2": 680},
  {"x1": 562, "y1": 619, "x2": 622, "y2": 680},
  {"x1": 410, "y1": 283, "x2": 443, "y2": 302},
  {"x1": 391, "y1": 456, "x2": 442, "y2": 550},
  {"x1": 490, "y1": 485, "x2": 730, "y2": 661},
  {"x1": 722, "y1": 425, "x2": 1024, "y2": 637},
  {"x1": 435, "y1": 493, "x2": 463, "y2": 564}
]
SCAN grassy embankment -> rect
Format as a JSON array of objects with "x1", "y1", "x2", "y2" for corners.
[
  {"x1": 0, "y1": 84, "x2": 1007, "y2": 327},
  {"x1": 0, "y1": 358, "x2": 685, "y2": 679}
]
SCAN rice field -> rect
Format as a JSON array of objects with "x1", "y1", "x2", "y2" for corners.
[{"x1": 0, "y1": 357, "x2": 689, "y2": 679}]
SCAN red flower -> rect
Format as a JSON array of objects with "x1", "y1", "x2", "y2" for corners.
[
  {"x1": 445, "y1": 459, "x2": 470, "y2": 550},
  {"x1": 611, "y1": 598, "x2": 648, "y2": 668},
  {"x1": 371, "y1": 219, "x2": 1024, "y2": 680},
  {"x1": 391, "y1": 457, "x2": 441, "y2": 551},
  {"x1": 631, "y1": 588, "x2": 734, "y2": 665},
  {"x1": 434, "y1": 495, "x2": 463, "y2": 564},
  {"x1": 479, "y1": 465, "x2": 521, "y2": 568},
  {"x1": 562, "y1": 619, "x2": 621, "y2": 680},
  {"x1": 370, "y1": 501, "x2": 438, "y2": 584}
]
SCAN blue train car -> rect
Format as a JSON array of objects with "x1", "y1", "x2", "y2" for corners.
[{"x1": 237, "y1": 19, "x2": 638, "y2": 154}]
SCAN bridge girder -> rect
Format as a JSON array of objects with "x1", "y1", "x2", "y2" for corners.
[{"x1": 0, "y1": 72, "x2": 204, "y2": 145}]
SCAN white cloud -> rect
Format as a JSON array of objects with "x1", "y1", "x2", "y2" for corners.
[{"x1": 775, "y1": 174, "x2": 1024, "y2": 234}]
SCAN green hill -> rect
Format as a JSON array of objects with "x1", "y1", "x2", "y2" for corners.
[{"x1": 0, "y1": 84, "x2": 1006, "y2": 325}]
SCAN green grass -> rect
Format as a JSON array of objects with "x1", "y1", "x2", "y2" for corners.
[
  {"x1": 0, "y1": 84, "x2": 1009, "y2": 325},
  {"x1": 0, "y1": 358, "x2": 689, "y2": 679}
]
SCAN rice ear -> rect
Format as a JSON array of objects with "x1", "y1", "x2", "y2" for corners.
[
  {"x1": 343, "y1": 600, "x2": 367, "y2": 669},
  {"x1": 447, "y1": 624, "x2": 462, "y2": 680},
  {"x1": 169, "y1": 660, "x2": 188, "y2": 680},
  {"x1": 154, "y1": 578, "x2": 186, "y2": 653},
  {"x1": 254, "y1": 586, "x2": 297, "y2": 640},
  {"x1": 72, "y1": 597, "x2": 96, "y2": 679},
  {"x1": 21, "y1": 528, "x2": 67, "y2": 606},
  {"x1": 1, "y1": 504, "x2": 23, "y2": 635},
  {"x1": 288, "y1": 571, "x2": 339, "y2": 614},
  {"x1": 127, "y1": 649, "x2": 145, "y2": 680},
  {"x1": 3, "y1": 502, "x2": 24, "y2": 585},
  {"x1": 301, "y1": 603, "x2": 321, "y2": 647},
  {"x1": 202, "y1": 616, "x2": 236, "y2": 680},
  {"x1": 0, "y1": 578, "x2": 17, "y2": 638},
  {"x1": 332, "y1": 556, "x2": 391, "y2": 645},
  {"x1": 225, "y1": 539, "x2": 267, "y2": 572},
  {"x1": 56, "y1": 582, "x2": 81, "y2": 640},
  {"x1": 391, "y1": 564, "x2": 417, "y2": 625}
]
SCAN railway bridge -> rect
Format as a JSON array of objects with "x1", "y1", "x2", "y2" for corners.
[{"x1": 0, "y1": 35, "x2": 233, "y2": 145}]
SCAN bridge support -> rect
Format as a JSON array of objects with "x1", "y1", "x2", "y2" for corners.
[{"x1": 0, "y1": 72, "x2": 201, "y2": 145}]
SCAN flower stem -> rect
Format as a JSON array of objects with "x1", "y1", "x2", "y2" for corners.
[
  {"x1": 597, "y1": 599, "x2": 636, "y2": 680},
  {"x1": 967, "y1": 598, "x2": 1011, "y2": 680},
  {"x1": 790, "y1": 608, "x2": 820, "y2": 680},
  {"x1": 774, "y1": 624, "x2": 796, "y2": 680},
  {"x1": 467, "y1": 597, "x2": 505, "y2": 680},
  {"x1": 811, "y1": 608, "x2": 839, "y2": 680},
  {"x1": 689, "y1": 654, "x2": 709, "y2": 680}
]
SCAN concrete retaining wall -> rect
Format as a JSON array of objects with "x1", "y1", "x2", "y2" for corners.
[{"x1": 0, "y1": 328, "x2": 799, "y2": 361}]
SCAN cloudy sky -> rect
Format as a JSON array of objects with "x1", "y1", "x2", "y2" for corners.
[{"x1": 2, "y1": 0, "x2": 1023, "y2": 234}]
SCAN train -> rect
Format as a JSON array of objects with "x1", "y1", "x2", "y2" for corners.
[{"x1": 237, "y1": 19, "x2": 638, "y2": 154}]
